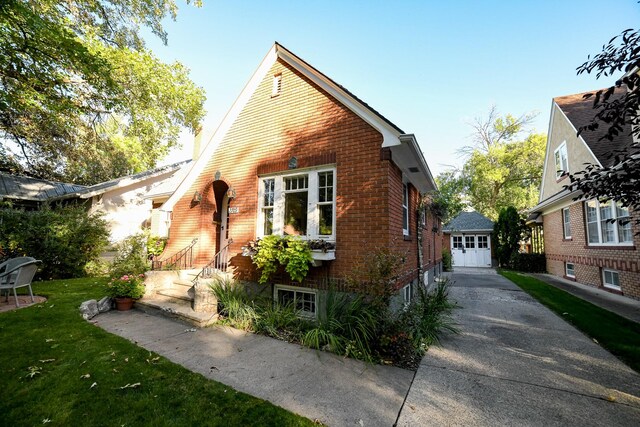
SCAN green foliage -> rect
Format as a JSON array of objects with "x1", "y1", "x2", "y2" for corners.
[
  {"x1": 509, "y1": 253, "x2": 546, "y2": 273},
  {"x1": 0, "y1": 277, "x2": 315, "y2": 425},
  {"x1": 209, "y1": 276, "x2": 260, "y2": 331},
  {"x1": 494, "y1": 206, "x2": 525, "y2": 267},
  {"x1": 0, "y1": 205, "x2": 109, "y2": 279},
  {"x1": 106, "y1": 273, "x2": 145, "y2": 298},
  {"x1": 250, "y1": 235, "x2": 312, "y2": 285},
  {"x1": 301, "y1": 290, "x2": 379, "y2": 362},
  {"x1": 501, "y1": 271, "x2": 640, "y2": 373},
  {"x1": 441, "y1": 249, "x2": 453, "y2": 271},
  {"x1": 347, "y1": 247, "x2": 404, "y2": 305},
  {"x1": 147, "y1": 234, "x2": 167, "y2": 258},
  {"x1": 434, "y1": 170, "x2": 466, "y2": 224},
  {"x1": 108, "y1": 234, "x2": 150, "y2": 279},
  {"x1": 0, "y1": 0, "x2": 206, "y2": 183}
]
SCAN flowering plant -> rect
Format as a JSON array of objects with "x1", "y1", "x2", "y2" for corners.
[{"x1": 106, "y1": 274, "x2": 145, "y2": 299}]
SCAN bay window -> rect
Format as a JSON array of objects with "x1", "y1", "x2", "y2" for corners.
[
  {"x1": 584, "y1": 200, "x2": 632, "y2": 245},
  {"x1": 257, "y1": 167, "x2": 336, "y2": 240}
]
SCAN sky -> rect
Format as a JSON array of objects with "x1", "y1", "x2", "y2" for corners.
[{"x1": 148, "y1": 0, "x2": 640, "y2": 177}]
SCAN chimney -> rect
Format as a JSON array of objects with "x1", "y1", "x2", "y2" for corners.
[{"x1": 193, "y1": 125, "x2": 204, "y2": 161}]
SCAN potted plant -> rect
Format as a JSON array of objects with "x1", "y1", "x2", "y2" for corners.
[{"x1": 107, "y1": 274, "x2": 146, "y2": 311}]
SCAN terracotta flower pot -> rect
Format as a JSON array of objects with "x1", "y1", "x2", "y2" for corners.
[{"x1": 115, "y1": 297, "x2": 135, "y2": 311}]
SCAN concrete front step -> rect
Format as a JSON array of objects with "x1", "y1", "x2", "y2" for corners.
[
  {"x1": 156, "y1": 287, "x2": 194, "y2": 303},
  {"x1": 136, "y1": 297, "x2": 217, "y2": 327}
]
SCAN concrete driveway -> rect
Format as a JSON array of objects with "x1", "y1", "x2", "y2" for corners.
[{"x1": 397, "y1": 268, "x2": 640, "y2": 426}]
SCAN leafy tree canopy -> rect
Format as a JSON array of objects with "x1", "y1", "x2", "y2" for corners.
[
  {"x1": 0, "y1": 0, "x2": 206, "y2": 184},
  {"x1": 460, "y1": 107, "x2": 546, "y2": 220},
  {"x1": 433, "y1": 170, "x2": 466, "y2": 224},
  {"x1": 569, "y1": 27, "x2": 640, "y2": 220}
]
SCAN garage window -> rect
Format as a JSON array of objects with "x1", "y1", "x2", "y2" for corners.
[
  {"x1": 477, "y1": 235, "x2": 488, "y2": 248},
  {"x1": 465, "y1": 236, "x2": 475, "y2": 248},
  {"x1": 452, "y1": 236, "x2": 463, "y2": 249}
]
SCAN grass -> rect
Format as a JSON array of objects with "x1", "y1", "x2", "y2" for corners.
[
  {"x1": 0, "y1": 278, "x2": 315, "y2": 426},
  {"x1": 500, "y1": 270, "x2": 640, "y2": 373}
]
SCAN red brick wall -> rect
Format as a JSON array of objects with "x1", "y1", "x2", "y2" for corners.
[
  {"x1": 543, "y1": 202, "x2": 640, "y2": 300},
  {"x1": 163, "y1": 58, "x2": 425, "y2": 290}
]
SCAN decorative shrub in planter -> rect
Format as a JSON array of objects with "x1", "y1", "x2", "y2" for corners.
[{"x1": 106, "y1": 274, "x2": 145, "y2": 311}]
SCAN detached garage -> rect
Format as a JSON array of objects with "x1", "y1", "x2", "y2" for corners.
[{"x1": 443, "y1": 211, "x2": 495, "y2": 268}]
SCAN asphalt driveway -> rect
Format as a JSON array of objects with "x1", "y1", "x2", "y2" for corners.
[{"x1": 397, "y1": 268, "x2": 640, "y2": 426}]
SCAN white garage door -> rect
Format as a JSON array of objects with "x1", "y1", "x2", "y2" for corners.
[{"x1": 451, "y1": 234, "x2": 491, "y2": 267}]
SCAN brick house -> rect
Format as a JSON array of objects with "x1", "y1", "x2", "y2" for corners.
[
  {"x1": 530, "y1": 87, "x2": 640, "y2": 300},
  {"x1": 156, "y1": 43, "x2": 441, "y2": 315}
]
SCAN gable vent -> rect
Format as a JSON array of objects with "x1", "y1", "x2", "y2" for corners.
[
  {"x1": 272, "y1": 74, "x2": 282, "y2": 97},
  {"x1": 408, "y1": 167, "x2": 419, "y2": 173}
]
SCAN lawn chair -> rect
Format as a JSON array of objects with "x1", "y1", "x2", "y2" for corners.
[
  {"x1": 0, "y1": 259, "x2": 41, "y2": 307},
  {"x1": 0, "y1": 257, "x2": 36, "y2": 298}
]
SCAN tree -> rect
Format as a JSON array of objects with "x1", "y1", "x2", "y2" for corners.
[
  {"x1": 0, "y1": 0, "x2": 206, "y2": 184},
  {"x1": 569, "y1": 28, "x2": 640, "y2": 224},
  {"x1": 433, "y1": 170, "x2": 466, "y2": 224},
  {"x1": 462, "y1": 108, "x2": 546, "y2": 220},
  {"x1": 493, "y1": 206, "x2": 524, "y2": 268}
]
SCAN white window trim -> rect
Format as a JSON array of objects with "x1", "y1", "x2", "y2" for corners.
[
  {"x1": 477, "y1": 235, "x2": 489, "y2": 249},
  {"x1": 602, "y1": 269, "x2": 621, "y2": 290},
  {"x1": 562, "y1": 207, "x2": 572, "y2": 239},
  {"x1": 554, "y1": 142, "x2": 569, "y2": 179},
  {"x1": 402, "y1": 283, "x2": 412, "y2": 307},
  {"x1": 584, "y1": 200, "x2": 633, "y2": 246},
  {"x1": 402, "y1": 183, "x2": 409, "y2": 236},
  {"x1": 274, "y1": 284, "x2": 317, "y2": 318},
  {"x1": 565, "y1": 262, "x2": 575, "y2": 278},
  {"x1": 465, "y1": 235, "x2": 475, "y2": 249},
  {"x1": 257, "y1": 166, "x2": 336, "y2": 241}
]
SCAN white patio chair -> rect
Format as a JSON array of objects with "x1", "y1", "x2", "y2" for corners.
[{"x1": 0, "y1": 260, "x2": 41, "y2": 307}]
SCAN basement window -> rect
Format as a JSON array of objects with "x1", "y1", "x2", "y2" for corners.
[{"x1": 602, "y1": 269, "x2": 621, "y2": 291}]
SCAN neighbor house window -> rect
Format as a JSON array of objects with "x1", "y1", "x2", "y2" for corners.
[
  {"x1": 402, "y1": 283, "x2": 412, "y2": 305},
  {"x1": 452, "y1": 236, "x2": 463, "y2": 249},
  {"x1": 402, "y1": 183, "x2": 409, "y2": 235},
  {"x1": 585, "y1": 200, "x2": 632, "y2": 245},
  {"x1": 272, "y1": 73, "x2": 282, "y2": 96},
  {"x1": 602, "y1": 269, "x2": 621, "y2": 290},
  {"x1": 554, "y1": 142, "x2": 569, "y2": 178},
  {"x1": 565, "y1": 262, "x2": 575, "y2": 278},
  {"x1": 257, "y1": 167, "x2": 335, "y2": 240},
  {"x1": 477, "y1": 235, "x2": 488, "y2": 249},
  {"x1": 275, "y1": 285, "x2": 316, "y2": 317},
  {"x1": 562, "y1": 207, "x2": 572, "y2": 239}
]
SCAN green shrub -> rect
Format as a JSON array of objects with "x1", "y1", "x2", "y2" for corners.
[
  {"x1": 509, "y1": 252, "x2": 546, "y2": 273},
  {"x1": 494, "y1": 206, "x2": 525, "y2": 267},
  {"x1": 442, "y1": 249, "x2": 452, "y2": 271},
  {"x1": 250, "y1": 235, "x2": 312, "y2": 284},
  {"x1": 108, "y1": 233, "x2": 149, "y2": 279},
  {"x1": 209, "y1": 276, "x2": 259, "y2": 330},
  {"x1": 0, "y1": 205, "x2": 109, "y2": 279}
]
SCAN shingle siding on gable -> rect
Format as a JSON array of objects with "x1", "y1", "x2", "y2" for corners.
[{"x1": 162, "y1": 58, "x2": 439, "y2": 290}]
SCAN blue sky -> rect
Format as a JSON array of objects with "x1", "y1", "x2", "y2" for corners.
[{"x1": 149, "y1": 1, "x2": 640, "y2": 176}]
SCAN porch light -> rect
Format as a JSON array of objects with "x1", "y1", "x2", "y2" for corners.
[
  {"x1": 227, "y1": 188, "x2": 236, "y2": 200},
  {"x1": 192, "y1": 191, "x2": 202, "y2": 203}
]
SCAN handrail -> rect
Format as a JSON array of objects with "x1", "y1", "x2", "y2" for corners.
[
  {"x1": 192, "y1": 239, "x2": 234, "y2": 284},
  {"x1": 151, "y1": 238, "x2": 198, "y2": 270}
]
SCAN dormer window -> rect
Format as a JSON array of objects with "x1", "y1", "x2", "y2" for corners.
[
  {"x1": 554, "y1": 142, "x2": 569, "y2": 178},
  {"x1": 272, "y1": 74, "x2": 282, "y2": 97}
]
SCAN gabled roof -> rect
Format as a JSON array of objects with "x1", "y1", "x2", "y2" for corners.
[
  {"x1": 554, "y1": 87, "x2": 634, "y2": 168},
  {"x1": 163, "y1": 42, "x2": 436, "y2": 211},
  {"x1": 443, "y1": 211, "x2": 494, "y2": 233},
  {"x1": 0, "y1": 173, "x2": 86, "y2": 202}
]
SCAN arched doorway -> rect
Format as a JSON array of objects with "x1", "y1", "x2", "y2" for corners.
[{"x1": 211, "y1": 180, "x2": 230, "y2": 255}]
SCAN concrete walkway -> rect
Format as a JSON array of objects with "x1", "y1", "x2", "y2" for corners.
[
  {"x1": 95, "y1": 310, "x2": 413, "y2": 426},
  {"x1": 397, "y1": 268, "x2": 640, "y2": 426}
]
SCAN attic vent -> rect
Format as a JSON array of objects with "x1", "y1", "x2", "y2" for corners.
[
  {"x1": 272, "y1": 74, "x2": 282, "y2": 97},
  {"x1": 408, "y1": 167, "x2": 419, "y2": 173}
]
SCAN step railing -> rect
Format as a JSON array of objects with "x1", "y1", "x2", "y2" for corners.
[
  {"x1": 192, "y1": 239, "x2": 233, "y2": 284},
  {"x1": 151, "y1": 238, "x2": 198, "y2": 270}
]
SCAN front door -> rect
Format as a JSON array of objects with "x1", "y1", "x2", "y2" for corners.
[{"x1": 219, "y1": 194, "x2": 230, "y2": 250}]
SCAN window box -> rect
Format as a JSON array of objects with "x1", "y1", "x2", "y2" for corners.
[{"x1": 311, "y1": 249, "x2": 336, "y2": 261}]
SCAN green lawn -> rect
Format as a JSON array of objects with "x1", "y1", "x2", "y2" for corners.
[
  {"x1": 0, "y1": 278, "x2": 315, "y2": 426},
  {"x1": 500, "y1": 270, "x2": 640, "y2": 373}
]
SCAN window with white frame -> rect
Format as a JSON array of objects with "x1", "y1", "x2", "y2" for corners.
[
  {"x1": 562, "y1": 207, "x2": 572, "y2": 239},
  {"x1": 402, "y1": 283, "x2": 412, "y2": 305},
  {"x1": 257, "y1": 167, "x2": 336, "y2": 240},
  {"x1": 565, "y1": 262, "x2": 575, "y2": 278},
  {"x1": 477, "y1": 235, "x2": 488, "y2": 249},
  {"x1": 402, "y1": 183, "x2": 409, "y2": 235},
  {"x1": 275, "y1": 285, "x2": 316, "y2": 317},
  {"x1": 585, "y1": 200, "x2": 632, "y2": 245},
  {"x1": 452, "y1": 235, "x2": 463, "y2": 249},
  {"x1": 602, "y1": 269, "x2": 621, "y2": 290},
  {"x1": 465, "y1": 235, "x2": 475, "y2": 248},
  {"x1": 554, "y1": 142, "x2": 569, "y2": 178}
]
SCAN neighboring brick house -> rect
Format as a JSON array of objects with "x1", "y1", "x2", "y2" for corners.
[
  {"x1": 530, "y1": 87, "x2": 640, "y2": 300},
  {"x1": 442, "y1": 211, "x2": 494, "y2": 268},
  {"x1": 159, "y1": 43, "x2": 441, "y2": 313}
]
